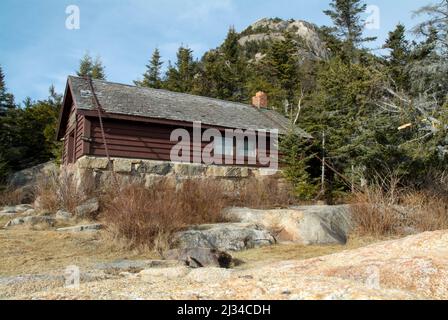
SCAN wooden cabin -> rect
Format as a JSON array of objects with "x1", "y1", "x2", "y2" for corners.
[{"x1": 56, "y1": 76, "x2": 310, "y2": 168}]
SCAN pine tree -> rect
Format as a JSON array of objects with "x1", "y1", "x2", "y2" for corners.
[
  {"x1": 280, "y1": 132, "x2": 318, "y2": 200},
  {"x1": 247, "y1": 32, "x2": 301, "y2": 111},
  {"x1": 135, "y1": 48, "x2": 163, "y2": 89},
  {"x1": 383, "y1": 24, "x2": 410, "y2": 89},
  {"x1": 91, "y1": 56, "x2": 106, "y2": 80},
  {"x1": 324, "y1": 0, "x2": 376, "y2": 61},
  {"x1": 409, "y1": 1, "x2": 448, "y2": 101},
  {"x1": 77, "y1": 53, "x2": 93, "y2": 77},
  {"x1": 0, "y1": 85, "x2": 62, "y2": 183},
  {"x1": 215, "y1": 27, "x2": 247, "y2": 101},
  {"x1": 301, "y1": 57, "x2": 385, "y2": 200},
  {"x1": 76, "y1": 53, "x2": 106, "y2": 80},
  {"x1": 412, "y1": 0, "x2": 448, "y2": 57},
  {"x1": 0, "y1": 65, "x2": 15, "y2": 116},
  {"x1": 163, "y1": 46, "x2": 196, "y2": 92},
  {"x1": 192, "y1": 50, "x2": 220, "y2": 97}
]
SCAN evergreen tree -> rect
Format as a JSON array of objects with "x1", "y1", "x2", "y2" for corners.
[
  {"x1": 76, "y1": 53, "x2": 106, "y2": 80},
  {"x1": 91, "y1": 57, "x2": 106, "y2": 80},
  {"x1": 383, "y1": 24, "x2": 411, "y2": 89},
  {"x1": 0, "y1": 85, "x2": 61, "y2": 184},
  {"x1": 77, "y1": 53, "x2": 93, "y2": 77},
  {"x1": 163, "y1": 46, "x2": 196, "y2": 92},
  {"x1": 280, "y1": 132, "x2": 318, "y2": 200},
  {"x1": 192, "y1": 50, "x2": 220, "y2": 97},
  {"x1": 409, "y1": 1, "x2": 448, "y2": 102},
  {"x1": 324, "y1": 0, "x2": 376, "y2": 61},
  {"x1": 212, "y1": 27, "x2": 247, "y2": 101},
  {"x1": 247, "y1": 32, "x2": 301, "y2": 111},
  {"x1": 0, "y1": 65, "x2": 15, "y2": 116},
  {"x1": 301, "y1": 57, "x2": 385, "y2": 201},
  {"x1": 412, "y1": 0, "x2": 448, "y2": 57},
  {"x1": 135, "y1": 48, "x2": 163, "y2": 89},
  {"x1": 192, "y1": 28, "x2": 248, "y2": 101}
]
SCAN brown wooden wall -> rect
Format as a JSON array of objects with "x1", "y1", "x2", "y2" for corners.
[
  {"x1": 62, "y1": 103, "x2": 87, "y2": 165},
  {"x1": 81, "y1": 118, "x2": 276, "y2": 167}
]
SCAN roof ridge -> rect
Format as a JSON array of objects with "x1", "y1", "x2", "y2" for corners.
[{"x1": 68, "y1": 75, "x2": 256, "y2": 110}]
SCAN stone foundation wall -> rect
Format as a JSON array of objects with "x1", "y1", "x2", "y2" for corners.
[{"x1": 69, "y1": 156, "x2": 284, "y2": 192}]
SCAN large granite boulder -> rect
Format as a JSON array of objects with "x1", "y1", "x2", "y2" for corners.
[
  {"x1": 7, "y1": 162, "x2": 58, "y2": 203},
  {"x1": 174, "y1": 223, "x2": 276, "y2": 251},
  {"x1": 74, "y1": 198, "x2": 99, "y2": 218},
  {"x1": 224, "y1": 205, "x2": 353, "y2": 245}
]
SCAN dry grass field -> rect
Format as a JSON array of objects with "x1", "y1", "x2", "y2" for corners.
[
  {"x1": 0, "y1": 227, "x2": 156, "y2": 277},
  {"x1": 0, "y1": 223, "x2": 387, "y2": 277}
]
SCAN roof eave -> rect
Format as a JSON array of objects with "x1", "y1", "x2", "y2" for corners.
[{"x1": 56, "y1": 77, "x2": 78, "y2": 140}]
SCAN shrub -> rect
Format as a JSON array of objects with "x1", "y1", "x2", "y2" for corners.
[
  {"x1": 34, "y1": 167, "x2": 95, "y2": 213},
  {"x1": 101, "y1": 179, "x2": 228, "y2": 252},
  {"x1": 350, "y1": 174, "x2": 448, "y2": 236},
  {"x1": 234, "y1": 176, "x2": 296, "y2": 209},
  {"x1": 101, "y1": 176, "x2": 300, "y2": 251},
  {"x1": 0, "y1": 188, "x2": 24, "y2": 207}
]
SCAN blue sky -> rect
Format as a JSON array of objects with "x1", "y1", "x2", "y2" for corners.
[{"x1": 0, "y1": 0, "x2": 428, "y2": 104}]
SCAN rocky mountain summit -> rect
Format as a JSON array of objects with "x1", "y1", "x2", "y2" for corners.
[{"x1": 237, "y1": 18, "x2": 329, "y2": 60}]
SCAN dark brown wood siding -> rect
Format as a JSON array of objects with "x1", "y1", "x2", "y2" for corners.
[
  {"x1": 87, "y1": 118, "x2": 276, "y2": 167},
  {"x1": 62, "y1": 103, "x2": 86, "y2": 165}
]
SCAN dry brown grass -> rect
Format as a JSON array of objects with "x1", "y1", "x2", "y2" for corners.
[
  {"x1": 0, "y1": 228, "x2": 155, "y2": 277},
  {"x1": 34, "y1": 167, "x2": 95, "y2": 213},
  {"x1": 233, "y1": 234, "x2": 390, "y2": 269},
  {"x1": 234, "y1": 176, "x2": 297, "y2": 209},
  {"x1": 101, "y1": 179, "x2": 228, "y2": 252},
  {"x1": 0, "y1": 188, "x2": 24, "y2": 207},
  {"x1": 101, "y1": 176, "x2": 299, "y2": 251},
  {"x1": 350, "y1": 174, "x2": 448, "y2": 237}
]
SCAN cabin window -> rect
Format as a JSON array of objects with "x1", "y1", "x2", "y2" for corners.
[
  {"x1": 215, "y1": 137, "x2": 234, "y2": 156},
  {"x1": 236, "y1": 137, "x2": 257, "y2": 159}
]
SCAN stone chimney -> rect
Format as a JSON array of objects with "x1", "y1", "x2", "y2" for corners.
[{"x1": 252, "y1": 91, "x2": 268, "y2": 109}]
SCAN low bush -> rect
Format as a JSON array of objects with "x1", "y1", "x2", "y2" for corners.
[
  {"x1": 234, "y1": 176, "x2": 296, "y2": 209},
  {"x1": 101, "y1": 176, "x2": 298, "y2": 251},
  {"x1": 350, "y1": 174, "x2": 448, "y2": 236},
  {"x1": 34, "y1": 167, "x2": 95, "y2": 213},
  {"x1": 0, "y1": 188, "x2": 24, "y2": 207},
  {"x1": 101, "y1": 179, "x2": 228, "y2": 252}
]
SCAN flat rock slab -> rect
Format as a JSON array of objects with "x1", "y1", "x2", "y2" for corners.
[
  {"x1": 139, "y1": 267, "x2": 191, "y2": 280},
  {"x1": 174, "y1": 223, "x2": 276, "y2": 251},
  {"x1": 56, "y1": 224, "x2": 103, "y2": 232},
  {"x1": 95, "y1": 260, "x2": 184, "y2": 271},
  {"x1": 224, "y1": 205, "x2": 353, "y2": 245},
  {"x1": 4, "y1": 215, "x2": 55, "y2": 228},
  {"x1": 0, "y1": 204, "x2": 33, "y2": 216}
]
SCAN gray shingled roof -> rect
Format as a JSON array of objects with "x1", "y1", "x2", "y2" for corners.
[{"x1": 68, "y1": 76, "x2": 311, "y2": 137}]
